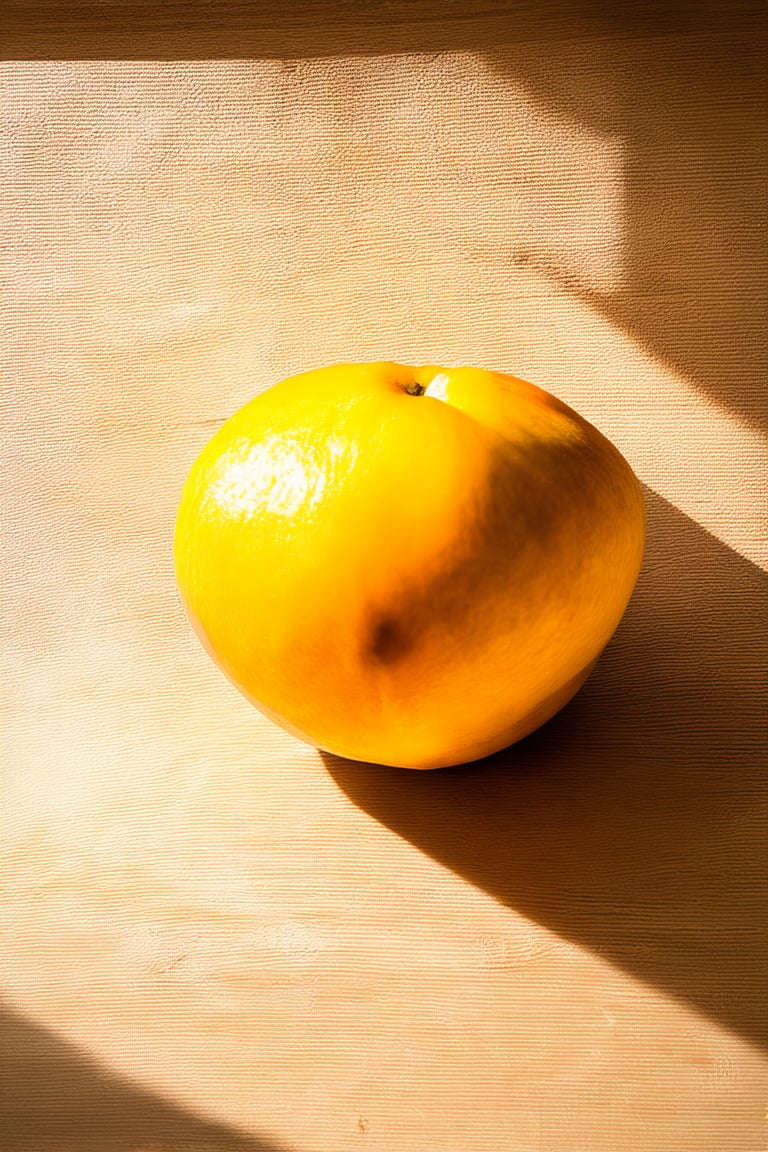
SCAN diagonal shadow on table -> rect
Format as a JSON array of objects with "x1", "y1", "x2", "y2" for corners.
[
  {"x1": 0, "y1": 1002, "x2": 286, "y2": 1152},
  {"x1": 481, "y1": 18, "x2": 767, "y2": 434},
  {"x1": 324, "y1": 488, "x2": 768, "y2": 1050},
  {"x1": 4, "y1": 2, "x2": 766, "y2": 432}
]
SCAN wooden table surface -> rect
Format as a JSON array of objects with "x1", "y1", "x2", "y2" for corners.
[{"x1": 2, "y1": 4, "x2": 767, "y2": 1150}]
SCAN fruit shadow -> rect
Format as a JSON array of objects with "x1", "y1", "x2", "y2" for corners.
[
  {"x1": 6, "y1": 4, "x2": 765, "y2": 433},
  {"x1": 0, "y1": 1002, "x2": 285, "y2": 1152},
  {"x1": 322, "y1": 488, "x2": 768, "y2": 1050}
]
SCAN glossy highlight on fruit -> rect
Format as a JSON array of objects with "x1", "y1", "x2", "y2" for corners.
[{"x1": 174, "y1": 362, "x2": 645, "y2": 769}]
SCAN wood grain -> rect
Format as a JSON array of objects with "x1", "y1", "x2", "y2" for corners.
[{"x1": 2, "y1": 5, "x2": 767, "y2": 1151}]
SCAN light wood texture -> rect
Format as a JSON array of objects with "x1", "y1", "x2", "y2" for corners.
[{"x1": 2, "y1": 5, "x2": 767, "y2": 1151}]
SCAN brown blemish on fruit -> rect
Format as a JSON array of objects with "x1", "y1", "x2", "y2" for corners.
[
  {"x1": 362, "y1": 431, "x2": 612, "y2": 672},
  {"x1": 366, "y1": 613, "x2": 411, "y2": 664}
]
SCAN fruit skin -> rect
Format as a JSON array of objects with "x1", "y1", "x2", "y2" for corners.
[{"x1": 174, "y1": 362, "x2": 645, "y2": 770}]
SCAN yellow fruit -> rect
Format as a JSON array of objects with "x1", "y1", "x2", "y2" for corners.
[{"x1": 174, "y1": 362, "x2": 645, "y2": 769}]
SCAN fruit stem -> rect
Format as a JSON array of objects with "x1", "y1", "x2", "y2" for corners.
[{"x1": 404, "y1": 381, "x2": 425, "y2": 396}]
